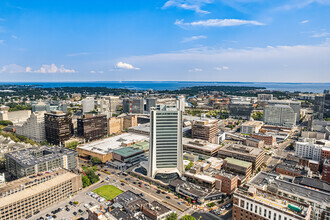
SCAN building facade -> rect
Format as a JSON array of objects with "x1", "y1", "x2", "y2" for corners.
[
  {"x1": 77, "y1": 114, "x2": 108, "y2": 141},
  {"x1": 295, "y1": 141, "x2": 326, "y2": 161},
  {"x1": 263, "y1": 105, "x2": 296, "y2": 127},
  {"x1": 44, "y1": 111, "x2": 73, "y2": 145},
  {"x1": 192, "y1": 119, "x2": 219, "y2": 143},
  {"x1": 15, "y1": 111, "x2": 46, "y2": 142},
  {"x1": 82, "y1": 97, "x2": 95, "y2": 113}
]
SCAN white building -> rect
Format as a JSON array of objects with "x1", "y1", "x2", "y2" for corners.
[
  {"x1": 100, "y1": 96, "x2": 119, "y2": 118},
  {"x1": 176, "y1": 95, "x2": 186, "y2": 112},
  {"x1": 295, "y1": 141, "x2": 327, "y2": 161},
  {"x1": 15, "y1": 111, "x2": 46, "y2": 142},
  {"x1": 240, "y1": 121, "x2": 263, "y2": 134},
  {"x1": 263, "y1": 104, "x2": 296, "y2": 127},
  {"x1": 147, "y1": 105, "x2": 183, "y2": 179},
  {"x1": 82, "y1": 97, "x2": 95, "y2": 113}
]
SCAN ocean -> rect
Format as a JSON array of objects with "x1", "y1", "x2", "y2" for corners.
[{"x1": 0, "y1": 81, "x2": 329, "y2": 93}]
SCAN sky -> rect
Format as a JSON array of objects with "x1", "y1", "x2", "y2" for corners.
[{"x1": 0, "y1": 0, "x2": 330, "y2": 82}]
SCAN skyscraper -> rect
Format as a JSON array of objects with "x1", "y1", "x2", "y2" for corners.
[
  {"x1": 45, "y1": 111, "x2": 73, "y2": 145},
  {"x1": 147, "y1": 105, "x2": 183, "y2": 182},
  {"x1": 82, "y1": 97, "x2": 95, "y2": 113},
  {"x1": 263, "y1": 104, "x2": 296, "y2": 127},
  {"x1": 146, "y1": 97, "x2": 157, "y2": 113}
]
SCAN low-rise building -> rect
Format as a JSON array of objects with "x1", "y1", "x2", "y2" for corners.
[
  {"x1": 251, "y1": 133, "x2": 277, "y2": 146},
  {"x1": 183, "y1": 138, "x2": 221, "y2": 156},
  {"x1": 323, "y1": 159, "x2": 330, "y2": 184},
  {"x1": 240, "y1": 121, "x2": 263, "y2": 134},
  {"x1": 214, "y1": 171, "x2": 238, "y2": 194},
  {"x1": 224, "y1": 157, "x2": 252, "y2": 177},
  {"x1": 142, "y1": 201, "x2": 173, "y2": 220},
  {"x1": 112, "y1": 147, "x2": 145, "y2": 166},
  {"x1": 0, "y1": 169, "x2": 82, "y2": 220},
  {"x1": 295, "y1": 141, "x2": 329, "y2": 161}
]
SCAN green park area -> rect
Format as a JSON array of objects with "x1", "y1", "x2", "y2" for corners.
[{"x1": 93, "y1": 185, "x2": 123, "y2": 200}]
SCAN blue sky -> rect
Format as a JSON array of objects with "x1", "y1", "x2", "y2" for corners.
[{"x1": 0, "y1": 0, "x2": 330, "y2": 82}]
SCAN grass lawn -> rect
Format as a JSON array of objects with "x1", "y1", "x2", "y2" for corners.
[{"x1": 93, "y1": 185, "x2": 123, "y2": 200}]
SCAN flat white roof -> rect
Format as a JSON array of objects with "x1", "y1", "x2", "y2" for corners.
[
  {"x1": 78, "y1": 133, "x2": 148, "y2": 155},
  {"x1": 183, "y1": 138, "x2": 221, "y2": 152}
]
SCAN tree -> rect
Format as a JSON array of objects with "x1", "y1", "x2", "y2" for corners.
[
  {"x1": 91, "y1": 157, "x2": 102, "y2": 164},
  {"x1": 187, "y1": 197, "x2": 192, "y2": 203},
  {"x1": 166, "y1": 213, "x2": 178, "y2": 220},
  {"x1": 0, "y1": 120, "x2": 13, "y2": 126},
  {"x1": 181, "y1": 215, "x2": 196, "y2": 220},
  {"x1": 207, "y1": 202, "x2": 215, "y2": 207},
  {"x1": 81, "y1": 175, "x2": 91, "y2": 188},
  {"x1": 185, "y1": 160, "x2": 194, "y2": 171}
]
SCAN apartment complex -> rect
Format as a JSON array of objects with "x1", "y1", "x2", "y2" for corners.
[
  {"x1": 218, "y1": 144, "x2": 265, "y2": 171},
  {"x1": 323, "y1": 159, "x2": 330, "y2": 183},
  {"x1": 15, "y1": 111, "x2": 46, "y2": 143},
  {"x1": 214, "y1": 171, "x2": 238, "y2": 194},
  {"x1": 108, "y1": 114, "x2": 138, "y2": 134},
  {"x1": 0, "y1": 169, "x2": 82, "y2": 220},
  {"x1": 233, "y1": 186, "x2": 311, "y2": 220},
  {"x1": 249, "y1": 172, "x2": 330, "y2": 220},
  {"x1": 191, "y1": 119, "x2": 219, "y2": 143},
  {"x1": 257, "y1": 94, "x2": 273, "y2": 102},
  {"x1": 123, "y1": 98, "x2": 144, "y2": 114},
  {"x1": 295, "y1": 141, "x2": 329, "y2": 161},
  {"x1": 263, "y1": 105, "x2": 296, "y2": 127},
  {"x1": 44, "y1": 111, "x2": 73, "y2": 145},
  {"x1": 99, "y1": 96, "x2": 119, "y2": 118},
  {"x1": 5, "y1": 146, "x2": 77, "y2": 179},
  {"x1": 146, "y1": 97, "x2": 157, "y2": 113},
  {"x1": 77, "y1": 114, "x2": 108, "y2": 141},
  {"x1": 148, "y1": 105, "x2": 183, "y2": 180},
  {"x1": 268, "y1": 100, "x2": 301, "y2": 123},
  {"x1": 82, "y1": 97, "x2": 95, "y2": 113}
]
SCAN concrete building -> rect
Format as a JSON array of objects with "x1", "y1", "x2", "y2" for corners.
[
  {"x1": 147, "y1": 105, "x2": 183, "y2": 181},
  {"x1": 322, "y1": 159, "x2": 330, "y2": 183},
  {"x1": 77, "y1": 133, "x2": 148, "y2": 163},
  {"x1": 82, "y1": 97, "x2": 95, "y2": 113},
  {"x1": 31, "y1": 101, "x2": 68, "y2": 113},
  {"x1": 77, "y1": 114, "x2": 108, "y2": 141},
  {"x1": 240, "y1": 121, "x2": 263, "y2": 134},
  {"x1": 191, "y1": 118, "x2": 219, "y2": 143},
  {"x1": 108, "y1": 114, "x2": 138, "y2": 135},
  {"x1": 176, "y1": 95, "x2": 186, "y2": 112},
  {"x1": 14, "y1": 111, "x2": 46, "y2": 143},
  {"x1": 142, "y1": 201, "x2": 173, "y2": 220},
  {"x1": 146, "y1": 97, "x2": 157, "y2": 113},
  {"x1": 233, "y1": 185, "x2": 311, "y2": 220},
  {"x1": 218, "y1": 144, "x2": 265, "y2": 171},
  {"x1": 268, "y1": 100, "x2": 301, "y2": 123},
  {"x1": 112, "y1": 147, "x2": 145, "y2": 166},
  {"x1": 0, "y1": 169, "x2": 82, "y2": 220},
  {"x1": 251, "y1": 133, "x2": 277, "y2": 146},
  {"x1": 249, "y1": 172, "x2": 330, "y2": 220},
  {"x1": 224, "y1": 157, "x2": 252, "y2": 177},
  {"x1": 5, "y1": 146, "x2": 77, "y2": 179},
  {"x1": 257, "y1": 94, "x2": 273, "y2": 102},
  {"x1": 263, "y1": 104, "x2": 296, "y2": 127},
  {"x1": 228, "y1": 101, "x2": 254, "y2": 120},
  {"x1": 100, "y1": 96, "x2": 119, "y2": 118},
  {"x1": 295, "y1": 141, "x2": 329, "y2": 161},
  {"x1": 0, "y1": 106, "x2": 31, "y2": 123},
  {"x1": 183, "y1": 138, "x2": 221, "y2": 156}
]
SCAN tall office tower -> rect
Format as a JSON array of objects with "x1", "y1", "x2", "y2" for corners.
[
  {"x1": 100, "y1": 96, "x2": 119, "y2": 118},
  {"x1": 146, "y1": 97, "x2": 157, "y2": 113},
  {"x1": 324, "y1": 91, "x2": 330, "y2": 118},
  {"x1": 147, "y1": 105, "x2": 183, "y2": 182},
  {"x1": 82, "y1": 97, "x2": 95, "y2": 113},
  {"x1": 267, "y1": 100, "x2": 301, "y2": 123},
  {"x1": 228, "y1": 101, "x2": 254, "y2": 120},
  {"x1": 314, "y1": 95, "x2": 325, "y2": 119},
  {"x1": 192, "y1": 119, "x2": 219, "y2": 143},
  {"x1": 77, "y1": 114, "x2": 108, "y2": 141},
  {"x1": 123, "y1": 98, "x2": 144, "y2": 114},
  {"x1": 176, "y1": 95, "x2": 186, "y2": 112},
  {"x1": 263, "y1": 104, "x2": 296, "y2": 127},
  {"x1": 45, "y1": 111, "x2": 73, "y2": 145},
  {"x1": 15, "y1": 111, "x2": 46, "y2": 142}
]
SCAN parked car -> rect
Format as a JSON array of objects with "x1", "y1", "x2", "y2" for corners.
[{"x1": 166, "y1": 196, "x2": 171, "y2": 199}]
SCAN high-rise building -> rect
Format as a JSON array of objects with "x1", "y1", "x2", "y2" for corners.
[
  {"x1": 191, "y1": 119, "x2": 219, "y2": 143},
  {"x1": 77, "y1": 114, "x2": 108, "y2": 141},
  {"x1": 263, "y1": 104, "x2": 296, "y2": 127},
  {"x1": 32, "y1": 101, "x2": 68, "y2": 113},
  {"x1": 268, "y1": 100, "x2": 301, "y2": 123},
  {"x1": 295, "y1": 141, "x2": 329, "y2": 161},
  {"x1": 228, "y1": 102, "x2": 254, "y2": 120},
  {"x1": 257, "y1": 94, "x2": 273, "y2": 102},
  {"x1": 324, "y1": 92, "x2": 330, "y2": 119},
  {"x1": 123, "y1": 98, "x2": 144, "y2": 114},
  {"x1": 176, "y1": 95, "x2": 186, "y2": 112},
  {"x1": 147, "y1": 105, "x2": 183, "y2": 181},
  {"x1": 82, "y1": 97, "x2": 95, "y2": 113},
  {"x1": 15, "y1": 111, "x2": 46, "y2": 142},
  {"x1": 314, "y1": 95, "x2": 325, "y2": 119},
  {"x1": 100, "y1": 96, "x2": 119, "y2": 118},
  {"x1": 45, "y1": 111, "x2": 73, "y2": 145},
  {"x1": 5, "y1": 146, "x2": 77, "y2": 178},
  {"x1": 146, "y1": 97, "x2": 157, "y2": 113}
]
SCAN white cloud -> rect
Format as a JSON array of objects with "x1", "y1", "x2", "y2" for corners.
[
  {"x1": 215, "y1": 66, "x2": 229, "y2": 71},
  {"x1": 276, "y1": 0, "x2": 330, "y2": 11},
  {"x1": 312, "y1": 32, "x2": 330, "y2": 38},
  {"x1": 189, "y1": 68, "x2": 203, "y2": 72},
  {"x1": 0, "y1": 64, "x2": 26, "y2": 73},
  {"x1": 66, "y1": 52, "x2": 90, "y2": 57},
  {"x1": 182, "y1": 35, "x2": 207, "y2": 43},
  {"x1": 175, "y1": 19, "x2": 264, "y2": 27},
  {"x1": 26, "y1": 64, "x2": 76, "y2": 73},
  {"x1": 115, "y1": 61, "x2": 140, "y2": 70},
  {"x1": 162, "y1": 0, "x2": 212, "y2": 14},
  {"x1": 90, "y1": 70, "x2": 104, "y2": 74},
  {"x1": 300, "y1": 20, "x2": 309, "y2": 24}
]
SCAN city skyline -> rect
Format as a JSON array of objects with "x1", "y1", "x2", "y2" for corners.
[{"x1": 0, "y1": 0, "x2": 330, "y2": 82}]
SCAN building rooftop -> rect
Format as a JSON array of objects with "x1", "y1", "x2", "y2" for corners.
[
  {"x1": 77, "y1": 133, "x2": 148, "y2": 155},
  {"x1": 183, "y1": 138, "x2": 221, "y2": 152},
  {"x1": 5, "y1": 146, "x2": 76, "y2": 167},
  {"x1": 241, "y1": 121, "x2": 263, "y2": 127},
  {"x1": 219, "y1": 144, "x2": 264, "y2": 158},
  {"x1": 250, "y1": 172, "x2": 330, "y2": 205},
  {"x1": 113, "y1": 147, "x2": 144, "y2": 157},
  {"x1": 185, "y1": 172, "x2": 217, "y2": 183},
  {"x1": 131, "y1": 141, "x2": 149, "y2": 151},
  {"x1": 293, "y1": 176, "x2": 330, "y2": 193},
  {"x1": 225, "y1": 157, "x2": 252, "y2": 168},
  {"x1": 143, "y1": 201, "x2": 172, "y2": 216}
]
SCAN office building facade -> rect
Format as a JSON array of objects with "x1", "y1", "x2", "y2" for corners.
[
  {"x1": 15, "y1": 111, "x2": 46, "y2": 143},
  {"x1": 147, "y1": 105, "x2": 183, "y2": 180},
  {"x1": 82, "y1": 97, "x2": 95, "y2": 113},
  {"x1": 263, "y1": 105, "x2": 296, "y2": 127},
  {"x1": 77, "y1": 114, "x2": 108, "y2": 141},
  {"x1": 146, "y1": 97, "x2": 157, "y2": 113},
  {"x1": 192, "y1": 119, "x2": 219, "y2": 143},
  {"x1": 268, "y1": 100, "x2": 301, "y2": 123},
  {"x1": 228, "y1": 102, "x2": 254, "y2": 120},
  {"x1": 44, "y1": 111, "x2": 73, "y2": 145}
]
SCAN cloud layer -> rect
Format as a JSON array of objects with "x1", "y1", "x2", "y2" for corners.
[
  {"x1": 1, "y1": 64, "x2": 76, "y2": 73},
  {"x1": 175, "y1": 19, "x2": 264, "y2": 27},
  {"x1": 162, "y1": 0, "x2": 212, "y2": 14},
  {"x1": 182, "y1": 35, "x2": 207, "y2": 42},
  {"x1": 115, "y1": 61, "x2": 140, "y2": 70}
]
